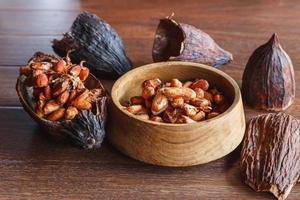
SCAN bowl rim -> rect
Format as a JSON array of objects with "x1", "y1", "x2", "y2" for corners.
[{"x1": 111, "y1": 61, "x2": 242, "y2": 127}]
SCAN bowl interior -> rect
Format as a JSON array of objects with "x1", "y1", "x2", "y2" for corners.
[{"x1": 113, "y1": 62, "x2": 237, "y2": 115}]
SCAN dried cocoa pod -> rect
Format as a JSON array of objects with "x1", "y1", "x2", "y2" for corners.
[
  {"x1": 16, "y1": 52, "x2": 109, "y2": 149},
  {"x1": 242, "y1": 33, "x2": 295, "y2": 111},
  {"x1": 152, "y1": 15, "x2": 233, "y2": 67},
  {"x1": 190, "y1": 98, "x2": 211, "y2": 107},
  {"x1": 52, "y1": 12, "x2": 132, "y2": 77},
  {"x1": 241, "y1": 113, "x2": 300, "y2": 200},
  {"x1": 151, "y1": 93, "x2": 169, "y2": 115}
]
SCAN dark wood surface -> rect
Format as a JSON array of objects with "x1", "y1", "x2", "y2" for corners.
[{"x1": 0, "y1": 0, "x2": 299, "y2": 199}]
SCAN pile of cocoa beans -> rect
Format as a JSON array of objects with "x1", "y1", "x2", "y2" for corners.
[
  {"x1": 19, "y1": 57, "x2": 102, "y2": 121},
  {"x1": 125, "y1": 78, "x2": 230, "y2": 123}
]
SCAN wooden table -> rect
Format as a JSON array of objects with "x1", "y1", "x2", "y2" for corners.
[{"x1": 0, "y1": 0, "x2": 299, "y2": 199}]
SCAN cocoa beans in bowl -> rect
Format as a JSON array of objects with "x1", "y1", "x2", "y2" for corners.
[{"x1": 108, "y1": 61, "x2": 245, "y2": 167}]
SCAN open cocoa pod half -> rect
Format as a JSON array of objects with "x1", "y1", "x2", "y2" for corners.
[
  {"x1": 152, "y1": 15, "x2": 233, "y2": 67},
  {"x1": 16, "y1": 52, "x2": 109, "y2": 149}
]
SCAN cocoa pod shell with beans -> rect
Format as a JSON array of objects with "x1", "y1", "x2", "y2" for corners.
[
  {"x1": 241, "y1": 113, "x2": 300, "y2": 200},
  {"x1": 16, "y1": 52, "x2": 109, "y2": 149},
  {"x1": 152, "y1": 14, "x2": 233, "y2": 67},
  {"x1": 241, "y1": 33, "x2": 295, "y2": 111},
  {"x1": 52, "y1": 12, "x2": 132, "y2": 78}
]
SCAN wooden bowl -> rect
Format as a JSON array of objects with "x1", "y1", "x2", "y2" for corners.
[{"x1": 108, "y1": 61, "x2": 245, "y2": 167}]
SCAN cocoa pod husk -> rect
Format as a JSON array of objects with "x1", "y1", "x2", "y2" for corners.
[
  {"x1": 241, "y1": 113, "x2": 300, "y2": 200},
  {"x1": 241, "y1": 33, "x2": 295, "y2": 111},
  {"x1": 52, "y1": 12, "x2": 132, "y2": 77},
  {"x1": 152, "y1": 15, "x2": 233, "y2": 67}
]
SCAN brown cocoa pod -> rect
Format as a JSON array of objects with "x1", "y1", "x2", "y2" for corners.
[
  {"x1": 47, "y1": 108, "x2": 65, "y2": 121},
  {"x1": 72, "y1": 99, "x2": 92, "y2": 110},
  {"x1": 64, "y1": 106, "x2": 79, "y2": 120},
  {"x1": 152, "y1": 16, "x2": 232, "y2": 67},
  {"x1": 43, "y1": 100, "x2": 60, "y2": 115},
  {"x1": 241, "y1": 113, "x2": 300, "y2": 200},
  {"x1": 241, "y1": 33, "x2": 295, "y2": 111}
]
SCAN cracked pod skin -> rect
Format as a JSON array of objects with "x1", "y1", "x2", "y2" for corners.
[{"x1": 152, "y1": 17, "x2": 233, "y2": 68}]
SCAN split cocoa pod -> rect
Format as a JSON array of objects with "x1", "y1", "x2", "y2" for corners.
[
  {"x1": 16, "y1": 52, "x2": 109, "y2": 149},
  {"x1": 152, "y1": 14, "x2": 233, "y2": 67},
  {"x1": 242, "y1": 33, "x2": 295, "y2": 111}
]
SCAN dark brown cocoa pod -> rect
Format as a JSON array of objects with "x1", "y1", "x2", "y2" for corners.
[
  {"x1": 52, "y1": 12, "x2": 132, "y2": 78},
  {"x1": 152, "y1": 15, "x2": 233, "y2": 67},
  {"x1": 16, "y1": 52, "x2": 109, "y2": 149},
  {"x1": 242, "y1": 33, "x2": 295, "y2": 111},
  {"x1": 241, "y1": 113, "x2": 300, "y2": 200}
]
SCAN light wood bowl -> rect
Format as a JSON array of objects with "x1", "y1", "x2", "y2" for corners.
[{"x1": 108, "y1": 61, "x2": 245, "y2": 167}]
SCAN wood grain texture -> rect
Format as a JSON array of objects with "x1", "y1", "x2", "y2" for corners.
[{"x1": 0, "y1": 0, "x2": 299, "y2": 199}]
